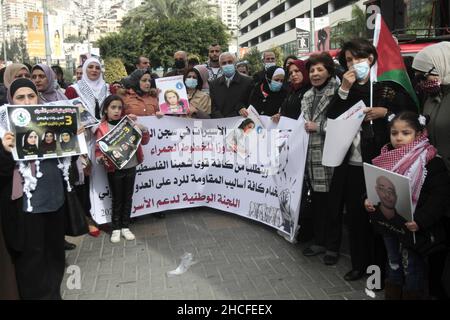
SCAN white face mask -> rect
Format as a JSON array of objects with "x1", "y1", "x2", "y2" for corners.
[
  {"x1": 265, "y1": 62, "x2": 276, "y2": 70},
  {"x1": 353, "y1": 60, "x2": 370, "y2": 81}
]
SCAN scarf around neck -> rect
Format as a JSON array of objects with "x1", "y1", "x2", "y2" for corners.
[{"x1": 372, "y1": 131, "x2": 437, "y2": 207}]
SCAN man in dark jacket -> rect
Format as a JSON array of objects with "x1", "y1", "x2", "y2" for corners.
[
  {"x1": 209, "y1": 52, "x2": 253, "y2": 118},
  {"x1": 253, "y1": 51, "x2": 276, "y2": 85}
]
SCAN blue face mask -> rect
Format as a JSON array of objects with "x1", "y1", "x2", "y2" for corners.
[
  {"x1": 222, "y1": 64, "x2": 236, "y2": 78},
  {"x1": 353, "y1": 60, "x2": 370, "y2": 81},
  {"x1": 269, "y1": 80, "x2": 283, "y2": 92},
  {"x1": 185, "y1": 78, "x2": 198, "y2": 89}
]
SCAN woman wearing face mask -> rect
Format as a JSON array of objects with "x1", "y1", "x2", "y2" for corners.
[
  {"x1": 326, "y1": 38, "x2": 415, "y2": 283},
  {"x1": 412, "y1": 41, "x2": 450, "y2": 300},
  {"x1": 184, "y1": 68, "x2": 211, "y2": 116},
  {"x1": 300, "y1": 53, "x2": 340, "y2": 265},
  {"x1": 249, "y1": 66, "x2": 287, "y2": 116},
  {"x1": 122, "y1": 69, "x2": 159, "y2": 117}
]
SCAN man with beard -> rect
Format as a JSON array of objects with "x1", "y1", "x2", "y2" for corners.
[{"x1": 204, "y1": 44, "x2": 223, "y2": 82}]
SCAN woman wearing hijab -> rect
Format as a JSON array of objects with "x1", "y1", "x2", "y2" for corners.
[
  {"x1": 3, "y1": 78, "x2": 67, "y2": 299},
  {"x1": 31, "y1": 64, "x2": 67, "y2": 103},
  {"x1": 249, "y1": 66, "x2": 287, "y2": 116},
  {"x1": 3, "y1": 63, "x2": 31, "y2": 90},
  {"x1": 40, "y1": 130, "x2": 57, "y2": 155},
  {"x1": 412, "y1": 41, "x2": 450, "y2": 300},
  {"x1": 193, "y1": 64, "x2": 210, "y2": 94},
  {"x1": 65, "y1": 57, "x2": 110, "y2": 119},
  {"x1": 122, "y1": 68, "x2": 159, "y2": 116},
  {"x1": 21, "y1": 130, "x2": 39, "y2": 156},
  {"x1": 184, "y1": 67, "x2": 211, "y2": 115},
  {"x1": 273, "y1": 60, "x2": 311, "y2": 122}
]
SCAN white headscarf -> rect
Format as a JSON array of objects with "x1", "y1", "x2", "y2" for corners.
[
  {"x1": 81, "y1": 57, "x2": 106, "y2": 97},
  {"x1": 412, "y1": 42, "x2": 450, "y2": 85},
  {"x1": 74, "y1": 57, "x2": 109, "y2": 115}
]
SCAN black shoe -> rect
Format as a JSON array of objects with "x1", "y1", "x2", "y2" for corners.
[
  {"x1": 323, "y1": 254, "x2": 339, "y2": 266},
  {"x1": 64, "y1": 240, "x2": 76, "y2": 251},
  {"x1": 344, "y1": 269, "x2": 364, "y2": 281}
]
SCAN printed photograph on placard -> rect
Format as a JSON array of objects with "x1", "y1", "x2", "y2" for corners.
[
  {"x1": 46, "y1": 98, "x2": 99, "y2": 128},
  {"x1": 96, "y1": 116, "x2": 142, "y2": 169},
  {"x1": 6, "y1": 105, "x2": 88, "y2": 160},
  {"x1": 155, "y1": 75, "x2": 190, "y2": 114}
]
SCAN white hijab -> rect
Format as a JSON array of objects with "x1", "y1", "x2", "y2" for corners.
[
  {"x1": 412, "y1": 41, "x2": 450, "y2": 85},
  {"x1": 81, "y1": 57, "x2": 106, "y2": 97}
]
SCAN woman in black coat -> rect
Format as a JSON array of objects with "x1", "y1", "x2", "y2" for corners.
[
  {"x1": 249, "y1": 66, "x2": 287, "y2": 116},
  {"x1": 326, "y1": 38, "x2": 417, "y2": 282}
]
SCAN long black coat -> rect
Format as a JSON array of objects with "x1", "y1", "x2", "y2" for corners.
[
  {"x1": 249, "y1": 83, "x2": 287, "y2": 116},
  {"x1": 209, "y1": 72, "x2": 253, "y2": 118}
]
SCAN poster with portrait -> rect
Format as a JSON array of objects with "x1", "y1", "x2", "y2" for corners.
[
  {"x1": 314, "y1": 17, "x2": 331, "y2": 52},
  {"x1": 96, "y1": 116, "x2": 142, "y2": 169},
  {"x1": 6, "y1": 105, "x2": 88, "y2": 160},
  {"x1": 225, "y1": 106, "x2": 265, "y2": 159},
  {"x1": 47, "y1": 98, "x2": 99, "y2": 128},
  {"x1": 363, "y1": 163, "x2": 413, "y2": 222},
  {"x1": 155, "y1": 75, "x2": 190, "y2": 114}
]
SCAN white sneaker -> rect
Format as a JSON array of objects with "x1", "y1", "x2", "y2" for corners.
[
  {"x1": 121, "y1": 228, "x2": 135, "y2": 241},
  {"x1": 110, "y1": 230, "x2": 121, "y2": 243}
]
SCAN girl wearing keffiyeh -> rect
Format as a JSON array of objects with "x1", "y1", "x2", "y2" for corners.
[{"x1": 364, "y1": 111, "x2": 450, "y2": 300}]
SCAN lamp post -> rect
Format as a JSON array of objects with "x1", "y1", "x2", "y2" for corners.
[
  {"x1": 43, "y1": 0, "x2": 52, "y2": 65},
  {"x1": 310, "y1": 0, "x2": 315, "y2": 53},
  {"x1": 1, "y1": 0, "x2": 7, "y2": 64}
]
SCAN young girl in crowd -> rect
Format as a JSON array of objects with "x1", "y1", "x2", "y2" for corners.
[
  {"x1": 95, "y1": 95, "x2": 150, "y2": 243},
  {"x1": 364, "y1": 111, "x2": 450, "y2": 300}
]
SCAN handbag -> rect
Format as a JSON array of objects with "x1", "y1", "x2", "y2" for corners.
[
  {"x1": 64, "y1": 187, "x2": 89, "y2": 237},
  {"x1": 64, "y1": 159, "x2": 89, "y2": 237}
]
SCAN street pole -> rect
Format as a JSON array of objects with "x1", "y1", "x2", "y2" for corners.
[
  {"x1": 310, "y1": 0, "x2": 315, "y2": 53},
  {"x1": 1, "y1": 0, "x2": 7, "y2": 64},
  {"x1": 43, "y1": 0, "x2": 52, "y2": 65}
]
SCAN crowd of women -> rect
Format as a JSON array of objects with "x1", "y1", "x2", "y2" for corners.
[{"x1": 0, "y1": 38, "x2": 449, "y2": 300}]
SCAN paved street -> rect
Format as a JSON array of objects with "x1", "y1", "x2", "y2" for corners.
[{"x1": 62, "y1": 207, "x2": 380, "y2": 300}]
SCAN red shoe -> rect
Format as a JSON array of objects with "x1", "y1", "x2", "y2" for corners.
[{"x1": 88, "y1": 229, "x2": 101, "y2": 237}]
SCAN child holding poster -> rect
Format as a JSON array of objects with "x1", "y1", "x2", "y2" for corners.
[
  {"x1": 364, "y1": 111, "x2": 450, "y2": 300},
  {"x1": 95, "y1": 95, "x2": 150, "y2": 243}
]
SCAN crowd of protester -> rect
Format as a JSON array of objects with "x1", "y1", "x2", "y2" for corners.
[{"x1": 0, "y1": 39, "x2": 449, "y2": 300}]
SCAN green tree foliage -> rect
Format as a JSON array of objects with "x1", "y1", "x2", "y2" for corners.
[
  {"x1": 104, "y1": 57, "x2": 128, "y2": 83},
  {"x1": 121, "y1": 0, "x2": 211, "y2": 29},
  {"x1": 98, "y1": 18, "x2": 229, "y2": 72},
  {"x1": 1, "y1": 26, "x2": 29, "y2": 63},
  {"x1": 331, "y1": 5, "x2": 367, "y2": 48},
  {"x1": 406, "y1": 2, "x2": 434, "y2": 35},
  {"x1": 241, "y1": 46, "x2": 284, "y2": 76}
]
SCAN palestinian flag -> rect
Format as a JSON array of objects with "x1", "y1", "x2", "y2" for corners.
[{"x1": 371, "y1": 14, "x2": 419, "y2": 108}]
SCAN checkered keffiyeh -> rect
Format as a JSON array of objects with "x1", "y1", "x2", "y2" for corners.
[{"x1": 372, "y1": 131, "x2": 437, "y2": 207}]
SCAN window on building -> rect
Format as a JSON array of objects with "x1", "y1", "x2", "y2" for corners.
[
  {"x1": 260, "y1": 12, "x2": 270, "y2": 24},
  {"x1": 250, "y1": 20, "x2": 258, "y2": 30},
  {"x1": 334, "y1": 0, "x2": 358, "y2": 11},
  {"x1": 272, "y1": 3, "x2": 285, "y2": 17},
  {"x1": 273, "y1": 23, "x2": 285, "y2": 37},
  {"x1": 261, "y1": 30, "x2": 271, "y2": 42},
  {"x1": 259, "y1": 0, "x2": 269, "y2": 6},
  {"x1": 250, "y1": 37, "x2": 259, "y2": 46},
  {"x1": 289, "y1": 0, "x2": 303, "y2": 7},
  {"x1": 314, "y1": 3, "x2": 328, "y2": 17}
]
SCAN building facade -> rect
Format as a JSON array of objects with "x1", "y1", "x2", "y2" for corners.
[{"x1": 237, "y1": 0, "x2": 367, "y2": 55}]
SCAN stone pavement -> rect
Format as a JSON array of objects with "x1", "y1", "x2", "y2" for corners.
[{"x1": 62, "y1": 207, "x2": 381, "y2": 300}]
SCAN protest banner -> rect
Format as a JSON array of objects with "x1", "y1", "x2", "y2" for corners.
[
  {"x1": 155, "y1": 76, "x2": 190, "y2": 114},
  {"x1": 96, "y1": 116, "x2": 142, "y2": 169},
  {"x1": 90, "y1": 115, "x2": 308, "y2": 240},
  {"x1": 321, "y1": 101, "x2": 366, "y2": 167},
  {"x1": 6, "y1": 104, "x2": 87, "y2": 160}
]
